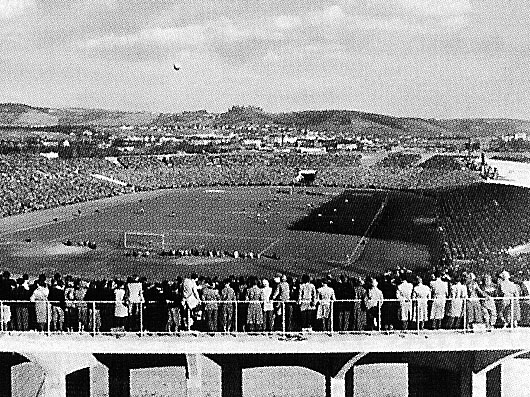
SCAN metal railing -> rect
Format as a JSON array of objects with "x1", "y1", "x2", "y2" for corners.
[{"x1": 0, "y1": 296, "x2": 527, "y2": 335}]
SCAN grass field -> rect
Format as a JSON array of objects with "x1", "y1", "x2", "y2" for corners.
[{"x1": 0, "y1": 186, "x2": 437, "y2": 280}]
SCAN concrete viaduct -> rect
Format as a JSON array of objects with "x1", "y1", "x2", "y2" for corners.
[{"x1": 0, "y1": 330, "x2": 529, "y2": 397}]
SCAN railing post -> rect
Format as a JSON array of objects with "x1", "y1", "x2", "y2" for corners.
[
  {"x1": 0, "y1": 301, "x2": 4, "y2": 332},
  {"x1": 234, "y1": 300, "x2": 238, "y2": 333},
  {"x1": 140, "y1": 301, "x2": 144, "y2": 335},
  {"x1": 330, "y1": 300, "x2": 334, "y2": 333},
  {"x1": 282, "y1": 301, "x2": 286, "y2": 334},
  {"x1": 416, "y1": 299, "x2": 419, "y2": 334},
  {"x1": 377, "y1": 301, "x2": 381, "y2": 332},
  {"x1": 47, "y1": 302, "x2": 51, "y2": 336},
  {"x1": 463, "y1": 297, "x2": 467, "y2": 332},
  {"x1": 511, "y1": 297, "x2": 514, "y2": 329},
  {"x1": 92, "y1": 301, "x2": 96, "y2": 336}
]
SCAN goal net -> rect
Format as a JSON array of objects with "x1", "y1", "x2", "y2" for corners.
[{"x1": 124, "y1": 232, "x2": 165, "y2": 250}]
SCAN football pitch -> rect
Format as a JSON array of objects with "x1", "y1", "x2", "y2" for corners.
[{"x1": 0, "y1": 186, "x2": 435, "y2": 281}]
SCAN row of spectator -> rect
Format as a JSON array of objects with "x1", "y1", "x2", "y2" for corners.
[{"x1": 0, "y1": 265, "x2": 528, "y2": 334}]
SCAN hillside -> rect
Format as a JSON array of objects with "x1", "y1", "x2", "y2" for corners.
[{"x1": 0, "y1": 103, "x2": 528, "y2": 139}]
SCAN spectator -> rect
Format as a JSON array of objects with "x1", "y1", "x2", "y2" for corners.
[
  {"x1": 497, "y1": 270, "x2": 519, "y2": 328},
  {"x1": 430, "y1": 271, "x2": 448, "y2": 330},
  {"x1": 30, "y1": 279, "x2": 49, "y2": 332},
  {"x1": 466, "y1": 273, "x2": 484, "y2": 329},
  {"x1": 12, "y1": 277, "x2": 31, "y2": 331},
  {"x1": 114, "y1": 280, "x2": 128, "y2": 329},
  {"x1": 202, "y1": 279, "x2": 220, "y2": 332},
  {"x1": 316, "y1": 278, "x2": 335, "y2": 332},
  {"x1": 412, "y1": 276, "x2": 431, "y2": 331},
  {"x1": 298, "y1": 274, "x2": 316, "y2": 330},
  {"x1": 246, "y1": 278, "x2": 264, "y2": 332},
  {"x1": 221, "y1": 279, "x2": 236, "y2": 332},
  {"x1": 74, "y1": 280, "x2": 89, "y2": 332},
  {"x1": 262, "y1": 279, "x2": 274, "y2": 332},
  {"x1": 351, "y1": 277, "x2": 367, "y2": 332},
  {"x1": 166, "y1": 280, "x2": 182, "y2": 333},
  {"x1": 446, "y1": 276, "x2": 468, "y2": 329},
  {"x1": 396, "y1": 276, "x2": 413, "y2": 331},
  {"x1": 49, "y1": 279, "x2": 65, "y2": 332},
  {"x1": 126, "y1": 275, "x2": 144, "y2": 332},
  {"x1": 481, "y1": 274, "x2": 497, "y2": 329},
  {"x1": 64, "y1": 278, "x2": 77, "y2": 332},
  {"x1": 182, "y1": 273, "x2": 201, "y2": 330},
  {"x1": 365, "y1": 277, "x2": 383, "y2": 331},
  {"x1": 273, "y1": 274, "x2": 292, "y2": 331}
]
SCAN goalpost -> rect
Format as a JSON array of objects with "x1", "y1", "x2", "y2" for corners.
[{"x1": 123, "y1": 231, "x2": 166, "y2": 250}]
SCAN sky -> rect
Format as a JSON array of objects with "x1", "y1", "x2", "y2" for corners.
[{"x1": 0, "y1": 0, "x2": 529, "y2": 119}]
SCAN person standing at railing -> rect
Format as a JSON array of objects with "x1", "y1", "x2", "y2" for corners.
[
  {"x1": 317, "y1": 278, "x2": 335, "y2": 332},
  {"x1": 380, "y1": 274, "x2": 398, "y2": 331},
  {"x1": 481, "y1": 274, "x2": 497, "y2": 329},
  {"x1": 64, "y1": 278, "x2": 77, "y2": 332},
  {"x1": 202, "y1": 279, "x2": 220, "y2": 332},
  {"x1": 12, "y1": 276, "x2": 31, "y2": 331},
  {"x1": 182, "y1": 273, "x2": 201, "y2": 330},
  {"x1": 114, "y1": 280, "x2": 128, "y2": 329},
  {"x1": 273, "y1": 274, "x2": 292, "y2": 332},
  {"x1": 335, "y1": 275, "x2": 353, "y2": 332},
  {"x1": 351, "y1": 277, "x2": 367, "y2": 332},
  {"x1": 85, "y1": 280, "x2": 102, "y2": 333},
  {"x1": 412, "y1": 276, "x2": 431, "y2": 331},
  {"x1": 262, "y1": 279, "x2": 274, "y2": 332},
  {"x1": 0, "y1": 271, "x2": 15, "y2": 331},
  {"x1": 466, "y1": 273, "x2": 485, "y2": 329},
  {"x1": 166, "y1": 279, "x2": 182, "y2": 333},
  {"x1": 396, "y1": 276, "x2": 413, "y2": 331},
  {"x1": 298, "y1": 274, "x2": 316, "y2": 331},
  {"x1": 30, "y1": 279, "x2": 49, "y2": 332},
  {"x1": 221, "y1": 279, "x2": 236, "y2": 332},
  {"x1": 446, "y1": 276, "x2": 468, "y2": 329},
  {"x1": 498, "y1": 270, "x2": 520, "y2": 328},
  {"x1": 126, "y1": 275, "x2": 144, "y2": 332},
  {"x1": 49, "y1": 279, "x2": 65, "y2": 332},
  {"x1": 430, "y1": 271, "x2": 448, "y2": 330},
  {"x1": 246, "y1": 278, "x2": 264, "y2": 332},
  {"x1": 74, "y1": 280, "x2": 89, "y2": 332},
  {"x1": 364, "y1": 277, "x2": 383, "y2": 331}
]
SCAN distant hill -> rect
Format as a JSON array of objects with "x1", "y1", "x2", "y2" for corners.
[{"x1": 0, "y1": 103, "x2": 529, "y2": 139}]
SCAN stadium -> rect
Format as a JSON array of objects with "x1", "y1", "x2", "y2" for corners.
[
  {"x1": 1, "y1": 153, "x2": 529, "y2": 283},
  {"x1": 2, "y1": 152, "x2": 530, "y2": 397}
]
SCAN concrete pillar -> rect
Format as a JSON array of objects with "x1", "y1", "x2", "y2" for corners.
[
  {"x1": 66, "y1": 368, "x2": 90, "y2": 397},
  {"x1": 345, "y1": 368, "x2": 354, "y2": 397},
  {"x1": 23, "y1": 352, "x2": 96, "y2": 397},
  {"x1": 325, "y1": 364, "x2": 355, "y2": 397},
  {"x1": 461, "y1": 366, "x2": 502, "y2": 397},
  {"x1": 109, "y1": 366, "x2": 130, "y2": 397},
  {"x1": 486, "y1": 365, "x2": 501, "y2": 397},
  {"x1": 0, "y1": 363, "x2": 11, "y2": 397},
  {"x1": 41, "y1": 370, "x2": 67, "y2": 397},
  {"x1": 186, "y1": 354, "x2": 203, "y2": 397},
  {"x1": 325, "y1": 375, "x2": 346, "y2": 397},
  {"x1": 221, "y1": 363, "x2": 242, "y2": 397}
]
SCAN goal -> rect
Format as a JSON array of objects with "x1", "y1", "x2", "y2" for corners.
[{"x1": 124, "y1": 232, "x2": 165, "y2": 250}]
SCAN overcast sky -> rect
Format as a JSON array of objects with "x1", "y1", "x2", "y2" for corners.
[{"x1": 0, "y1": 0, "x2": 529, "y2": 118}]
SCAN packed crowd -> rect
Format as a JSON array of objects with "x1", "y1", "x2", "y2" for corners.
[
  {"x1": 0, "y1": 153, "x2": 481, "y2": 219},
  {"x1": 0, "y1": 263, "x2": 529, "y2": 334},
  {"x1": 436, "y1": 184, "x2": 530, "y2": 260},
  {"x1": 0, "y1": 155, "x2": 129, "y2": 217}
]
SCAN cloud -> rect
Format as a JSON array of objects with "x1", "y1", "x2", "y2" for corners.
[{"x1": 0, "y1": 0, "x2": 33, "y2": 19}]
